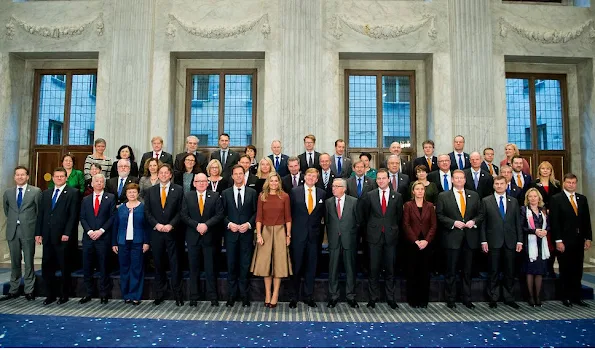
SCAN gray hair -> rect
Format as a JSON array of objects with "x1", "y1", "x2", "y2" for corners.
[
  {"x1": 186, "y1": 135, "x2": 199, "y2": 144},
  {"x1": 333, "y1": 177, "x2": 347, "y2": 187},
  {"x1": 92, "y1": 173, "x2": 106, "y2": 182}
]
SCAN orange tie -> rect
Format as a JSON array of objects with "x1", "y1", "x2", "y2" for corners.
[
  {"x1": 570, "y1": 194, "x2": 578, "y2": 215},
  {"x1": 458, "y1": 190, "x2": 466, "y2": 217},
  {"x1": 307, "y1": 188, "x2": 314, "y2": 214},
  {"x1": 161, "y1": 186, "x2": 166, "y2": 208},
  {"x1": 516, "y1": 174, "x2": 522, "y2": 187},
  {"x1": 427, "y1": 157, "x2": 432, "y2": 170},
  {"x1": 199, "y1": 193, "x2": 204, "y2": 215},
  {"x1": 488, "y1": 163, "x2": 494, "y2": 176}
]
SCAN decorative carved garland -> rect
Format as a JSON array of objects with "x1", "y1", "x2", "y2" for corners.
[
  {"x1": 166, "y1": 13, "x2": 270, "y2": 39},
  {"x1": 499, "y1": 17, "x2": 595, "y2": 44},
  {"x1": 329, "y1": 13, "x2": 437, "y2": 40},
  {"x1": 5, "y1": 13, "x2": 104, "y2": 40}
]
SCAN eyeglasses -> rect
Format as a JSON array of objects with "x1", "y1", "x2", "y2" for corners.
[{"x1": 331, "y1": 185, "x2": 345, "y2": 188}]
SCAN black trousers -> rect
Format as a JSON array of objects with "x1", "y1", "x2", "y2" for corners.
[
  {"x1": 406, "y1": 242, "x2": 430, "y2": 305},
  {"x1": 368, "y1": 235, "x2": 396, "y2": 302},
  {"x1": 487, "y1": 247, "x2": 516, "y2": 302},
  {"x1": 151, "y1": 231, "x2": 181, "y2": 299},
  {"x1": 445, "y1": 241, "x2": 474, "y2": 303},
  {"x1": 225, "y1": 233, "x2": 253, "y2": 300},
  {"x1": 187, "y1": 241, "x2": 217, "y2": 301},
  {"x1": 290, "y1": 239, "x2": 318, "y2": 300},
  {"x1": 82, "y1": 238, "x2": 111, "y2": 297},
  {"x1": 42, "y1": 241, "x2": 71, "y2": 299},
  {"x1": 558, "y1": 239, "x2": 585, "y2": 301}
]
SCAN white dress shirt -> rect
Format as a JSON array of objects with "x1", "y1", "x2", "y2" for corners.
[
  {"x1": 439, "y1": 170, "x2": 452, "y2": 190},
  {"x1": 234, "y1": 185, "x2": 246, "y2": 207},
  {"x1": 453, "y1": 187, "x2": 466, "y2": 215},
  {"x1": 454, "y1": 151, "x2": 466, "y2": 168},
  {"x1": 494, "y1": 192, "x2": 507, "y2": 213},
  {"x1": 378, "y1": 187, "x2": 390, "y2": 206},
  {"x1": 16, "y1": 184, "x2": 27, "y2": 201},
  {"x1": 512, "y1": 171, "x2": 525, "y2": 188},
  {"x1": 52, "y1": 184, "x2": 67, "y2": 202},
  {"x1": 125, "y1": 207, "x2": 134, "y2": 240},
  {"x1": 304, "y1": 185, "x2": 317, "y2": 204},
  {"x1": 335, "y1": 195, "x2": 345, "y2": 217}
]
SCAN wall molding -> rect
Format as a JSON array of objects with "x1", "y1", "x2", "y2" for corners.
[
  {"x1": 499, "y1": 17, "x2": 595, "y2": 44},
  {"x1": 5, "y1": 13, "x2": 104, "y2": 40},
  {"x1": 329, "y1": 13, "x2": 437, "y2": 40},
  {"x1": 166, "y1": 13, "x2": 270, "y2": 39}
]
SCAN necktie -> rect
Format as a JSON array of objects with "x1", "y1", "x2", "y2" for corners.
[
  {"x1": 337, "y1": 157, "x2": 342, "y2": 174},
  {"x1": 51, "y1": 189, "x2": 59, "y2": 209},
  {"x1": 488, "y1": 163, "x2": 494, "y2": 176},
  {"x1": 458, "y1": 190, "x2": 466, "y2": 217},
  {"x1": 499, "y1": 195, "x2": 505, "y2": 219},
  {"x1": 357, "y1": 178, "x2": 362, "y2": 197},
  {"x1": 236, "y1": 189, "x2": 242, "y2": 210},
  {"x1": 161, "y1": 186, "x2": 166, "y2": 208},
  {"x1": 516, "y1": 174, "x2": 522, "y2": 187},
  {"x1": 155, "y1": 152, "x2": 159, "y2": 159},
  {"x1": 391, "y1": 175, "x2": 397, "y2": 191},
  {"x1": 507, "y1": 184, "x2": 511, "y2": 195},
  {"x1": 17, "y1": 188, "x2": 23, "y2": 209},
  {"x1": 381, "y1": 190, "x2": 387, "y2": 215},
  {"x1": 427, "y1": 157, "x2": 432, "y2": 170},
  {"x1": 570, "y1": 194, "x2": 578, "y2": 215},
  {"x1": 292, "y1": 175, "x2": 297, "y2": 188},
  {"x1": 309, "y1": 153, "x2": 313, "y2": 167},
  {"x1": 443, "y1": 174, "x2": 449, "y2": 191},
  {"x1": 324, "y1": 172, "x2": 329, "y2": 187},
  {"x1": 275, "y1": 156, "x2": 280, "y2": 171},
  {"x1": 307, "y1": 188, "x2": 314, "y2": 214},
  {"x1": 458, "y1": 154, "x2": 464, "y2": 170},
  {"x1": 199, "y1": 193, "x2": 204, "y2": 215},
  {"x1": 221, "y1": 150, "x2": 227, "y2": 165},
  {"x1": 118, "y1": 178, "x2": 124, "y2": 197},
  {"x1": 94, "y1": 194, "x2": 100, "y2": 216},
  {"x1": 474, "y1": 172, "x2": 479, "y2": 189},
  {"x1": 337, "y1": 198, "x2": 342, "y2": 219}
]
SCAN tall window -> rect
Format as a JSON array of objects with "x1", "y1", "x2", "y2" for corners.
[
  {"x1": 186, "y1": 69, "x2": 256, "y2": 147},
  {"x1": 345, "y1": 70, "x2": 415, "y2": 150}
]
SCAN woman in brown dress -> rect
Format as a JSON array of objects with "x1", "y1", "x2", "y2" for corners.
[{"x1": 250, "y1": 173, "x2": 292, "y2": 308}]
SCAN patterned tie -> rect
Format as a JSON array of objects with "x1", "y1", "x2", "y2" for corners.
[
  {"x1": 17, "y1": 188, "x2": 23, "y2": 209},
  {"x1": 488, "y1": 163, "x2": 494, "y2": 176},
  {"x1": 381, "y1": 190, "x2": 387, "y2": 215},
  {"x1": 336, "y1": 197, "x2": 342, "y2": 219},
  {"x1": 570, "y1": 194, "x2": 578, "y2": 215},
  {"x1": 118, "y1": 178, "x2": 124, "y2": 197},
  {"x1": 337, "y1": 157, "x2": 342, "y2": 174},
  {"x1": 357, "y1": 178, "x2": 362, "y2": 197},
  {"x1": 199, "y1": 193, "x2": 204, "y2": 215},
  {"x1": 275, "y1": 156, "x2": 280, "y2": 171},
  {"x1": 154, "y1": 152, "x2": 159, "y2": 159},
  {"x1": 391, "y1": 175, "x2": 397, "y2": 191},
  {"x1": 307, "y1": 188, "x2": 314, "y2": 214},
  {"x1": 94, "y1": 194, "x2": 100, "y2": 216},
  {"x1": 516, "y1": 174, "x2": 523, "y2": 188},
  {"x1": 292, "y1": 175, "x2": 298, "y2": 188},
  {"x1": 51, "y1": 188, "x2": 59, "y2": 210},
  {"x1": 427, "y1": 157, "x2": 432, "y2": 170},
  {"x1": 499, "y1": 195, "x2": 505, "y2": 219},
  {"x1": 458, "y1": 154, "x2": 464, "y2": 170},
  {"x1": 324, "y1": 172, "x2": 329, "y2": 187},
  {"x1": 458, "y1": 190, "x2": 466, "y2": 217},
  {"x1": 161, "y1": 186, "x2": 166, "y2": 208},
  {"x1": 443, "y1": 174, "x2": 449, "y2": 191}
]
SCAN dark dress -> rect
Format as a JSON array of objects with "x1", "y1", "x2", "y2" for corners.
[{"x1": 521, "y1": 206, "x2": 549, "y2": 276}]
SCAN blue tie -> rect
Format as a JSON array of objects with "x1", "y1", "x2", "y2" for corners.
[
  {"x1": 275, "y1": 156, "x2": 280, "y2": 171},
  {"x1": 17, "y1": 188, "x2": 23, "y2": 209},
  {"x1": 458, "y1": 154, "x2": 464, "y2": 170},
  {"x1": 357, "y1": 178, "x2": 362, "y2": 197},
  {"x1": 506, "y1": 184, "x2": 511, "y2": 195},
  {"x1": 337, "y1": 157, "x2": 342, "y2": 174},
  {"x1": 499, "y1": 195, "x2": 505, "y2": 219},
  {"x1": 51, "y1": 189, "x2": 59, "y2": 210},
  {"x1": 118, "y1": 178, "x2": 124, "y2": 197},
  {"x1": 443, "y1": 174, "x2": 449, "y2": 191},
  {"x1": 474, "y1": 172, "x2": 479, "y2": 189}
]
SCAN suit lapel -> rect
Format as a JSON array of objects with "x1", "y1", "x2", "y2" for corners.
[
  {"x1": 412, "y1": 202, "x2": 423, "y2": 221},
  {"x1": 52, "y1": 188, "x2": 68, "y2": 211},
  {"x1": 371, "y1": 189, "x2": 382, "y2": 214},
  {"x1": 448, "y1": 191, "x2": 463, "y2": 220}
]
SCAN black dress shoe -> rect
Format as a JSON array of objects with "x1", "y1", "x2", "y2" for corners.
[
  {"x1": 347, "y1": 300, "x2": 359, "y2": 308},
  {"x1": 562, "y1": 299, "x2": 573, "y2": 307},
  {"x1": 535, "y1": 298, "x2": 542, "y2": 307},
  {"x1": 446, "y1": 302, "x2": 456, "y2": 309},
  {"x1": 43, "y1": 297, "x2": 56, "y2": 305},
  {"x1": 25, "y1": 293, "x2": 35, "y2": 301},
  {"x1": 175, "y1": 299, "x2": 184, "y2": 306},
  {"x1": 463, "y1": 302, "x2": 476, "y2": 310},
  {"x1": 226, "y1": 299, "x2": 235, "y2": 307},
  {"x1": 420, "y1": 303, "x2": 428, "y2": 308},
  {"x1": 124, "y1": 299, "x2": 132, "y2": 304},
  {"x1": 189, "y1": 301, "x2": 198, "y2": 307},
  {"x1": 366, "y1": 301, "x2": 376, "y2": 308},
  {"x1": 288, "y1": 300, "x2": 298, "y2": 309},
  {"x1": 0, "y1": 293, "x2": 20, "y2": 301},
  {"x1": 57, "y1": 297, "x2": 69, "y2": 305},
  {"x1": 211, "y1": 300, "x2": 219, "y2": 307},
  {"x1": 153, "y1": 297, "x2": 165, "y2": 306},
  {"x1": 132, "y1": 300, "x2": 141, "y2": 306},
  {"x1": 305, "y1": 299, "x2": 317, "y2": 308},
  {"x1": 387, "y1": 301, "x2": 399, "y2": 309},
  {"x1": 327, "y1": 300, "x2": 337, "y2": 308},
  {"x1": 572, "y1": 300, "x2": 590, "y2": 307},
  {"x1": 79, "y1": 296, "x2": 92, "y2": 304},
  {"x1": 489, "y1": 301, "x2": 498, "y2": 308},
  {"x1": 242, "y1": 299, "x2": 251, "y2": 307},
  {"x1": 100, "y1": 297, "x2": 108, "y2": 304},
  {"x1": 504, "y1": 301, "x2": 520, "y2": 309}
]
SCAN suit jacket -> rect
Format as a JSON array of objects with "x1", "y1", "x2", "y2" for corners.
[
  {"x1": 505, "y1": 181, "x2": 523, "y2": 203},
  {"x1": 210, "y1": 149, "x2": 241, "y2": 179},
  {"x1": 80, "y1": 192, "x2": 116, "y2": 243},
  {"x1": 413, "y1": 156, "x2": 438, "y2": 173},
  {"x1": 464, "y1": 168, "x2": 494, "y2": 199},
  {"x1": 110, "y1": 161, "x2": 139, "y2": 179},
  {"x1": 282, "y1": 173, "x2": 305, "y2": 195},
  {"x1": 180, "y1": 190, "x2": 224, "y2": 246},
  {"x1": 325, "y1": 195, "x2": 358, "y2": 250},
  {"x1": 357, "y1": 188, "x2": 404, "y2": 245},
  {"x1": 139, "y1": 151, "x2": 174, "y2": 170},
  {"x1": 298, "y1": 151, "x2": 321, "y2": 172},
  {"x1": 449, "y1": 152, "x2": 471, "y2": 171},
  {"x1": 268, "y1": 154, "x2": 290, "y2": 178},
  {"x1": 330, "y1": 154, "x2": 352, "y2": 179},
  {"x1": 112, "y1": 202, "x2": 150, "y2": 246},
  {"x1": 175, "y1": 152, "x2": 208, "y2": 175},
  {"x1": 316, "y1": 169, "x2": 336, "y2": 200},
  {"x1": 435, "y1": 189, "x2": 483, "y2": 249},
  {"x1": 480, "y1": 194, "x2": 522, "y2": 250},
  {"x1": 290, "y1": 186, "x2": 326, "y2": 244},
  {"x1": 346, "y1": 176, "x2": 376, "y2": 198},
  {"x1": 427, "y1": 170, "x2": 452, "y2": 193},
  {"x1": 380, "y1": 156, "x2": 412, "y2": 176},
  {"x1": 512, "y1": 172, "x2": 533, "y2": 200},
  {"x1": 144, "y1": 183, "x2": 184, "y2": 230},
  {"x1": 549, "y1": 192, "x2": 592, "y2": 245},
  {"x1": 220, "y1": 186, "x2": 257, "y2": 242},
  {"x1": 35, "y1": 185, "x2": 79, "y2": 245},
  {"x1": 3, "y1": 185, "x2": 41, "y2": 241},
  {"x1": 105, "y1": 176, "x2": 139, "y2": 205},
  {"x1": 388, "y1": 172, "x2": 410, "y2": 201},
  {"x1": 531, "y1": 179, "x2": 562, "y2": 209},
  {"x1": 402, "y1": 200, "x2": 437, "y2": 243},
  {"x1": 481, "y1": 161, "x2": 499, "y2": 176}
]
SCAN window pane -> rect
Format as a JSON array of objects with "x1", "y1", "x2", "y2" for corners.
[
  {"x1": 223, "y1": 74, "x2": 253, "y2": 146},
  {"x1": 68, "y1": 74, "x2": 97, "y2": 145},
  {"x1": 36, "y1": 75, "x2": 66, "y2": 145},
  {"x1": 348, "y1": 75, "x2": 377, "y2": 148},
  {"x1": 535, "y1": 79, "x2": 564, "y2": 150},
  {"x1": 189, "y1": 74, "x2": 219, "y2": 147},
  {"x1": 382, "y1": 76, "x2": 411, "y2": 147},
  {"x1": 506, "y1": 78, "x2": 532, "y2": 150}
]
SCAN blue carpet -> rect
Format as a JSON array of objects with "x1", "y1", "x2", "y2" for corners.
[{"x1": 0, "y1": 313, "x2": 593, "y2": 347}]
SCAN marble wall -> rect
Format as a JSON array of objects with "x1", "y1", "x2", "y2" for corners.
[{"x1": 0, "y1": 0, "x2": 594, "y2": 262}]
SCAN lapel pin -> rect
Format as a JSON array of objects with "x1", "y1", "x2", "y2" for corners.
[
  {"x1": 467, "y1": 194, "x2": 471, "y2": 198},
  {"x1": 392, "y1": 195, "x2": 395, "y2": 199},
  {"x1": 481, "y1": 173, "x2": 484, "y2": 177},
  {"x1": 508, "y1": 199, "x2": 511, "y2": 202}
]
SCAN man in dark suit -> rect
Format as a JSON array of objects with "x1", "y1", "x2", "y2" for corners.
[
  {"x1": 144, "y1": 163, "x2": 185, "y2": 306},
  {"x1": 289, "y1": 168, "x2": 326, "y2": 308},
  {"x1": 500, "y1": 165, "x2": 523, "y2": 203},
  {"x1": 330, "y1": 139, "x2": 352, "y2": 179},
  {"x1": 282, "y1": 157, "x2": 304, "y2": 194},
  {"x1": 105, "y1": 159, "x2": 139, "y2": 206},
  {"x1": 413, "y1": 140, "x2": 438, "y2": 173},
  {"x1": 480, "y1": 176, "x2": 523, "y2": 309},
  {"x1": 78, "y1": 174, "x2": 116, "y2": 305},
  {"x1": 298, "y1": 134, "x2": 321, "y2": 172},
  {"x1": 449, "y1": 135, "x2": 471, "y2": 171},
  {"x1": 210, "y1": 133, "x2": 240, "y2": 179},
  {"x1": 386, "y1": 155, "x2": 410, "y2": 201},
  {"x1": 325, "y1": 178, "x2": 359, "y2": 308},
  {"x1": 35, "y1": 167, "x2": 79, "y2": 305},
  {"x1": 174, "y1": 135, "x2": 208, "y2": 175},
  {"x1": 481, "y1": 147, "x2": 499, "y2": 176},
  {"x1": 435, "y1": 170, "x2": 483, "y2": 309},
  {"x1": 238, "y1": 155, "x2": 258, "y2": 189},
  {"x1": 380, "y1": 142, "x2": 412, "y2": 176},
  {"x1": 316, "y1": 153, "x2": 336, "y2": 200},
  {"x1": 511, "y1": 156, "x2": 532, "y2": 200},
  {"x1": 139, "y1": 136, "x2": 174, "y2": 171},
  {"x1": 1, "y1": 166, "x2": 41, "y2": 301},
  {"x1": 550, "y1": 173, "x2": 592, "y2": 307},
  {"x1": 180, "y1": 173, "x2": 224, "y2": 307},
  {"x1": 427, "y1": 154, "x2": 453, "y2": 193},
  {"x1": 358, "y1": 169, "x2": 404, "y2": 309},
  {"x1": 346, "y1": 160, "x2": 376, "y2": 198},
  {"x1": 268, "y1": 140, "x2": 289, "y2": 178},
  {"x1": 221, "y1": 164, "x2": 257, "y2": 307},
  {"x1": 464, "y1": 152, "x2": 494, "y2": 199}
]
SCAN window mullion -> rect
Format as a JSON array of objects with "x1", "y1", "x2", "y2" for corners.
[
  {"x1": 218, "y1": 73, "x2": 225, "y2": 137},
  {"x1": 528, "y1": 76, "x2": 538, "y2": 151},
  {"x1": 63, "y1": 72, "x2": 73, "y2": 146},
  {"x1": 376, "y1": 73, "x2": 383, "y2": 149}
]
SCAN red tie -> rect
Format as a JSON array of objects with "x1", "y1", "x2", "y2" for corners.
[
  {"x1": 391, "y1": 175, "x2": 397, "y2": 191},
  {"x1": 337, "y1": 198, "x2": 342, "y2": 219},
  {"x1": 154, "y1": 152, "x2": 159, "y2": 159},
  {"x1": 381, "y1": 190, "x2": 387, "y2": 215},
  {"x1": 94, "y1": 194, "x2": 100, "y2": 216}
]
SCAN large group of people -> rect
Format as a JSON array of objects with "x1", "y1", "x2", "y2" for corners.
[{"x1": 1, "y1": 133, "x2": 592, "y2": 311}]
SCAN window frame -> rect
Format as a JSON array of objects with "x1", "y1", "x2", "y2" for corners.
[{"x1": 184, "y1": 69, "x2": 257, "y2": 149}]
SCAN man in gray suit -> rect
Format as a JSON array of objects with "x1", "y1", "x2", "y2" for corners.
[
  {"x1": 325, "y1": 178, "x2": 359, "y2": 309},
  {"x1": 480, "y1": 176, "x2": 523, "y2": 310},
  {"x1": 330, "y1": 139, "x2": 352, "y2": 179},
  {"x1": 2, "y1": 166, "x2": 41, "y2": 301}
]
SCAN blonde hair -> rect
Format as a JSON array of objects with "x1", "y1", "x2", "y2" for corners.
[
  {"x1": 260, "y1": 173, "x2": 285, "y2": 202},
  {"x1": 410, "y1": 180, "x2": 426, "y2": 198},
  {"x1": 505, "y1": 143, "x2": 521, "y2": 158},
  {"x1": 256, "y1": 157, "x2": 275, "y2": 179},
  {"x1": 537, "y1": 161, "x2": 559, "y2": 187},
  {"x1": 207, "y1": 159, "x2": 222, "y2": 176},
  {"x1": 524, "y1": 188, "x2": 545, "y2": 208}
]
